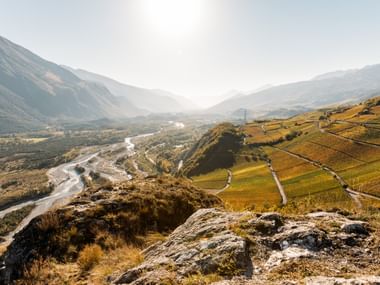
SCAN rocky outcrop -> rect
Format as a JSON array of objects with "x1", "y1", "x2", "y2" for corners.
[
  {"x1": 113, "y1": 209, "x2": 252, "y2": 284},
  {"x1": 0, "y1": 178, "x2": 223, "y2": 283},
  {"x1": 112, "y1": 210, "x2": 378, "y2": 285}
]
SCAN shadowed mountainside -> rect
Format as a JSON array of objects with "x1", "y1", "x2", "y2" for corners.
[{"x1": 181, "y1": 123, "x2": 243, "y2": 177}]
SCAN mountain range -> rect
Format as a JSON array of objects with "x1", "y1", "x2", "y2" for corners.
[
  {"x1": 208, "y1": 65, "x2": 380, "y2": 117},
  {"x1": 0, "y1": 36, "x2": 196, "y2": 133},
  {"x1": 3, "y1": 33, "x2": 380, "y2": 132},
  {"x1": 62, "y1": 66, "x2": 198, "y2": 113}
]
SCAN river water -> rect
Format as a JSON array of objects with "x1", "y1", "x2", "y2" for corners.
[{"x1": 0, "y1": 131, "x2": 159, "y2": 246}]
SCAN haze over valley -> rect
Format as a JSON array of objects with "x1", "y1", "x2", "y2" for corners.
[{"x1": 1, "y1": 1, "x2": 380, "y2": 284}]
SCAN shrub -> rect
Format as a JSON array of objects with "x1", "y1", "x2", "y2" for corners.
[
  {"x1": 78, "y1": 244, "x2": 104, "y2": 271},
  {"x1": 36, "y1": 213, "x2": 60, "y2": 232}
]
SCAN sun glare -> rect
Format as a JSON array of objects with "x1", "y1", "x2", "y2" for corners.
[{"x1": 144, "y1": 0, "x2": 203, "y2": 38}]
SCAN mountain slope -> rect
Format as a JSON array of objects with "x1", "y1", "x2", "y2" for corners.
[
  {"x1": 62, "y1": 67, "x2": 198, "y2": 113},
  {"x1": 209, "y1": 64, "x2": 380, "y2": 116},
  {"x1": 181, "y1": 123, "x2": 243, "y2": 176},
  {"x1": 0, "y1": 36, "x2": 142, "y2": 132}
]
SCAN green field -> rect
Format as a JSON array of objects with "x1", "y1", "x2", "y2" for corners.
[
  {"x1": 218, "y1": 161, "x2": 281, "y2": 210},
  {"x1": 192, "y1": 168, "x2": 229, "y2": 189},
  {"x1": 340, "y1": 160, "x2": 380, "y2": 197}
]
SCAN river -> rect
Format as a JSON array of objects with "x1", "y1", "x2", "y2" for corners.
[{"x1": 0, "y1": 131, "x2": 159, "y2": 247}]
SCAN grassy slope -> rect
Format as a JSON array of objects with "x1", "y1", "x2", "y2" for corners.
[
  {"x1": 218, "y1": 159, "x2": 281, "y2": 210},
  {"x1": 192, "y1": 168, "x2": 229, "y2": 189},
  {"x1": 0, "y1": 170, "x2": 50, "y2": 210},
  {"x1": 277, "y1": 121, "x2": 380, "y2": 198},
  {"x1": 181, "y1": 123, "x2": 242, "y2": 177},
  {"x1": 264, "y1": 147, "x2": 355, "y2": 210},
  {"x1": 188, "y1": 96, "x2": 380, "y2": 210}
]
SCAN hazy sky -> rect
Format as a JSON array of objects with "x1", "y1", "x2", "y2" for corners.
[{"x1": 1, "y1": 0, "x2": 380, "y2": 99}]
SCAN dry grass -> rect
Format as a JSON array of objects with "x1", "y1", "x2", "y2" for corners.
[
  {"x1": 182, "y1": 273, "x2": 223, "y2": 285},
  {"x1": 16, "y1": 238, "x2": 144, "y2": 285},
  {"x1": 78, "y1": 244, "x2": 104, "y2": 271},
  {"x1": 16, "y1": 257, "x2": 77, "y2": 285},
  {"x1": 0, "y1": 244, "x2": 7, "y2": 256},
  {"x1": 0, "y1": 170, "x2": 50, "y2": 210},
  {"x1": 36, "y1": 212, "x2": 60, "y2": 232},
  {"x1": 88, "y1": 244, "x2": 143, "y2": 284}
]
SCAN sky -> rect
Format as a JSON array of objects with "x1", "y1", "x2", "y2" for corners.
[{"x1": 1, "y1": 0, "x2": 380, "y2": 103}]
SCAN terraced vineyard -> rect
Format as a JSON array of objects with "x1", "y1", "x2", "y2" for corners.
[
  {"x1": 264, "y1": 147, "x2": 353, "y2": 208},
  {"x1": 186, "y1": 96, "x2": 380, "y2": 212},
  {"x1": 218, "y1": 159, "x2": 281, "y2": 210},
  {"x1": 324, "y1": 98, "x2": 380, "y2": 144}
]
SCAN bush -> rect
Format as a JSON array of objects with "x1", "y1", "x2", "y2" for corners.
[
  {"x1": 78, "y1": 244, "x2": 104, "y2": 271},
  {"x1": 36, "y1": 213, "x2": 60, "y2": 232}
]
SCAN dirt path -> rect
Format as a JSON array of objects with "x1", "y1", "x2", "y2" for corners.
[
  {"x1": 272, "y1": 146, "x2": 380, "y2": 206},
  {"x1": 266, "y1": 161, "x2": 287, "y2": 205},
  {"x1": 202, "y1": 170, "x2": 232, "y2": 195}
]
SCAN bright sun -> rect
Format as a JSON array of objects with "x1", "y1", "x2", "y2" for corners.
[{"x1": 144, "y1": 0, "x2": 203, "y2": 38}]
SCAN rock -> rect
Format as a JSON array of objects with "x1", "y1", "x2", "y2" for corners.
[
  {"x1": 272, "y1": 221, "x2": 331, "y2": 251},
  {"x1": 305, "y1": 276, "x2": 380, "y2": 285},
  {"x1": 112, "y1": 209, "x2": 377, "y2": 284},
  {"x1": 113, "y1": 208, "x2": 253, "y2": 284},
  {"x1": 265, "y1": 246, "x2": 316, "y2": 269},
  {"x1": 341, "y1": 222, "x2": 369, "y2": 235},
  {"x1": 120, "y1": 269, "x2": 177, "y2": 285},
  {"x1": 1, "y1": 178, "x2": 223, "y2": 284},
  {"x1": 257, "y1": 212, "x2": 284, "y2": 228},
  {"x1": 307, "y1": 212, "x2": 344, "y2": 219},
  {"x1": 249, "y1": 212, "x2": 285, "y2": 235}
]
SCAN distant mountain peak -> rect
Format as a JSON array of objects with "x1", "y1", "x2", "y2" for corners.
[
  {"x1": 0, "y1": 35, "x2": 143, "y2": 132},
  {"x1": 208, "y1": 63, "x2": 380, "y2": 118},
  {"x1": 62, "y1": 66, "x2": 199, "y2": 113}
]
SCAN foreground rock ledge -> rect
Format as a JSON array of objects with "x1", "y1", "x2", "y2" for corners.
[{"x1": 112, "y1": 209, "x2": 379, "y2": 285}]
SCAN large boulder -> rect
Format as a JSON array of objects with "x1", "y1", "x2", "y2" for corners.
[
  {"x1": 114, "y1": 208, "x2": 252, "y2": 284},
  {"x1": 113, "y1": 210, "x2": 377, "y2": 285}
]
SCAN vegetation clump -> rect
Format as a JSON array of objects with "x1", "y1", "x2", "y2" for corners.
[{"x1": 77, "y1": 244, "x2": 104, "y2": 271}]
